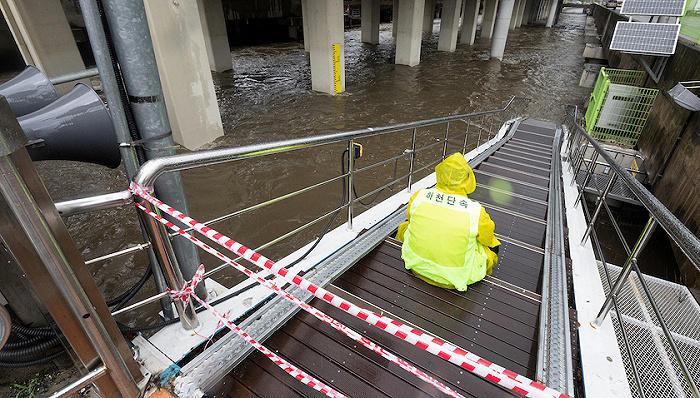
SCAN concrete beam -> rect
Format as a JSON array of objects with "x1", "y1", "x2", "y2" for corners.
[
  {"x1": 307, "y1": 0, "x2": 345, "y2": 94},
  {"x1": 0, "y1": 0, "x2": 88, "y2": 94},
  {"x1": 546, "y1": 0, "x2": 559, "y2": 27},
  {"x1": 143, "y1": 0, "x2": 224, "y2": 149},
  {"x1": 481, "y1": 0, "x2": 499, "y2": 40},
  {"x1": 395, "y1": 0, "x2": 424, "y2": 66},
  {"x1": 490, "y1": 0, "x2": 516, "y2": 60},
  {"x1": 459, "y1": 0, "x2": 480, "y2": 45},
  {"x1": 438, "y1": 0, "x2": 461, "y2": 51},
  {"x1": 197, "y1": 0, "x2": 232, "y2": 72},
  {"x1": 361, "y1": 0, "x2": 381, "y2": 44},
  {"x1": 423, "y1": 0, "x2": 436, "y2": 34}
]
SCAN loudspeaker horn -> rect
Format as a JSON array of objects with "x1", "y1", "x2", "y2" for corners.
[
  {"x1": 17, "y1": 83, "x2": 122, "y2": 168},
  {"x1": 0, "y1": 65, "x2": 60, "y2": 117}
]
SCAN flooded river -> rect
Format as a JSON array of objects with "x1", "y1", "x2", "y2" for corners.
[{"x1": 14, "y1": 10, "x2": 594, "y2": 328}]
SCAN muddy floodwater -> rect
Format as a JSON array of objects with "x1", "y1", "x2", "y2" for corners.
[{"x1": 19, "y1": 10, "x2": 595, "y2": 329}]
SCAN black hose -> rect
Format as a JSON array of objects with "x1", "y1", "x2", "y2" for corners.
[
  {"x1": 11, "y1": 324, "x2": 55, "y2": 338},
  {"x1": 2, "y1": 335, "x2": 52, "y2": 350},
  {"x1": 0, "y1": 351, "x2": 66, "y2": 368},
  {"x1": 0, "y1": 338, "x2": 61, "y2": 361},
  {"x1": 109, "y1": 264, "x2": 153, "y2": 311}
]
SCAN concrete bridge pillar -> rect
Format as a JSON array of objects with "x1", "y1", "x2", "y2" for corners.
[
  {"x1": 490, "y1": 0, "x2": 516, "y2": 60},
  {"x1": 197, "y1": 0, "x2": 232, "y2": 72},
  {"x1": 396, "y1": 0, "x2": 424, "y2": 66},
  {"x1": 143, "y1": 0, "x2": 224, "y2": 149},
  {"x1": 0, "y1": 0, "x2": 87, "y2": 95},
  {"x1": 515, "y1": 0, "x2": 527, "y2": 27},
  {"x1": 393, "y1": 0, "x2": 399, "y2": 37},
  {"x1": 459, "y1": 0, "x2": 480, "y2": 45},
  {"x1": 307, "y1": 0, "x2": 345, "y2": 94},
  {"x1": 361, "y1": 0, "x2": 381, "y2": 44},
  {"x1": 423, "y1": 0, "x2": 436, "y2": 35},
  {"x1": 481, "y1": 0, "x2": 499, "y2": 40},
  {"x1": 438, "y1": 0, "x2": 461, "y2": 51},
  {"x1": 302, "y1": 0, "x2": 310, "y2": 52},
  {"x1": 509, "y1": 0, "x2": 520, "y2": 29},
  {"x1": 546, "y1": 0, "x2": 559, "y2": 27}
]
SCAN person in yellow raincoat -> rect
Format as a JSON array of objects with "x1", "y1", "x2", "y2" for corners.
[{"x1": 396, "y1": 153, "x2": 500, "y2": 291}]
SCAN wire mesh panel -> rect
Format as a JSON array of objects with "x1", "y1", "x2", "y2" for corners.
[
  {"x1": 598, "y1": 263, "x2": 700, "y2": 398},
  {"x1": 584, "y1": 68, "x2": 658, "y2": 147}
]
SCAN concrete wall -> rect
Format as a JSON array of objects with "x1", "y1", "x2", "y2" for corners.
[{"x1": 592, "y1": 5, "x2": 700, "y2": 289}]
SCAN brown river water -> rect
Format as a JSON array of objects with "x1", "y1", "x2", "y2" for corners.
[{"x1": 6, "y1": 10, "x2": 595, "y2": 328}]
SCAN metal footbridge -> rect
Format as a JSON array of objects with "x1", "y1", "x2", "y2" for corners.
[{"x1": 3, "y1": 99, "x2": 700, "y2": 398}]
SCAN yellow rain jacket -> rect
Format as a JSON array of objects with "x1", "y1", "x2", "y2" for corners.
[{"x1": 396, "y1": 153, "x2": 500, "y2": 291}]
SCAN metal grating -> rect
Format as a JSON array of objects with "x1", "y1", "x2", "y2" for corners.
[
  {"x1": 597, "y1": 262, "x2": 700, "y2": 398},
  {"x1": 620, "y1": 0, "x2": 687, "y2": 16},
  {"x1": 610, "y1": 22, "x2": 681, "y2": 56}
]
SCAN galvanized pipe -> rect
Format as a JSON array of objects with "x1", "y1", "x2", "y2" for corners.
[
  {"x1": 580, "y1": 173, "x2": 617, "y2": 244},
  {"x1": 77, "y1": 0, "x2": 173, "y2": 318},
  {"x1": 101, "y1": 0, "x2": 204, "y2": 301},
  {"x1": 592, "y1": 217, "x2": 657, "y2": 327},
  {"x1": 574, "y1": 151, "x2": 599, "y2": 208},
  {"x1": 49, "y1": 68, "x2": 100, "y2": 85}
]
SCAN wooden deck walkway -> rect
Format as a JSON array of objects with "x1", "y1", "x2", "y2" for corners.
[{"x1": 206, "y1": 119, "x2": 560, "y2": 398}]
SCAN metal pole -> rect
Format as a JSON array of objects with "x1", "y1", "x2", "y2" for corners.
[
  {"x1": 488, "y1": 112, "x2": 494, "y2": 140},
  {"x1": 134, "y1": 197, "x2": 199, "y2": 330},
  {"x1": 574, "y1": 152, "x2": 599, "y2": 208},
  {"x1": 477, "y1": 115, "x2": 484, "y2": 146},
  {"x1": 592, "y1": 217, "x2": 657, "y2": 327},
  {"x1": 101, "y1": 0, "x2": 205, "y2": 299},
  {"x1": 407, "y1": 128, "x2": 417, "y2": 192},
  {"x1": 347, "y1": 139, "x2": 354, "y2": 230},
  {"x1": 76, "y1": 0, "x2": 174, "y2": 318},
  {"x1": 581, "y1": 173, "x2": 617, "y2": 244},
  {"x1": 49, "y1": 67, "x2": 100, "y2": 85},
  {"x1": 443, "y1": 121, "x2": 450, "y2": 159},
  {"x1": 462, "y1": 118, "x2": 470, "y2": 154},
  {"x1": 48, "y1": 365, "x2": 107, "y2": 398}
]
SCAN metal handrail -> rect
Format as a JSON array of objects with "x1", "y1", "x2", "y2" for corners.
[
  {"x1": 56, "y1": 97, "x2": 529, "y2": 324},
  {"x1": 565, "y1": 107, "x2": 700, "y2": 398}
]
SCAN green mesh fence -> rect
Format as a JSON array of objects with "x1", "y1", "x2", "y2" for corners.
[{"x1": 584, "y1": 68, "x2": 658, "y2": 147}]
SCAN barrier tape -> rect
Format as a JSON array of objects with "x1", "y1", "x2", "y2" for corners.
[
  {"x1": 170, "y1": 265, "x2": 346, "y2": 398},
  {"x1": 131, "y1": 183, "x2": 570, "y2": 398},
  {"x1": 135, "y1": 202, "x2": 467, "y2": 398}
]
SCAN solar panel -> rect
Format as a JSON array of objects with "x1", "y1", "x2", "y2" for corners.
[
  {"x1": 610, "y1": 22, "x2": 681, "y2": 55},
  {"x1": 620, "y1": 0, "x2": 687, "y2": 16}
]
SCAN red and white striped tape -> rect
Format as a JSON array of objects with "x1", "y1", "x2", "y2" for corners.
[
  {"x1": 135, "y1": 201, "x2": 467, "y2": 398},
  {"x1": 171, "y1": 264, "x2": 346, "y2": 398},
  {"x1": 131, "y1": 182, "x2": 570, "y2": 398}
]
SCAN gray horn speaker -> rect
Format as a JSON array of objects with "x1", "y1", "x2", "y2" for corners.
[
  {"x1": 0, "y1": 65, "x2": 59, "y2": 117},
  {"x1": 17, "y1": 83, "x2": 122, "y2": 168}
]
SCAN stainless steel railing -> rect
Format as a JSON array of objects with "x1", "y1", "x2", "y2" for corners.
[
  {"x1": 56, "y1": 97, "x2": 530, "y2": 327},
  {"x1": 565, "y1": 106, "x2": 700, "y2": 398}
]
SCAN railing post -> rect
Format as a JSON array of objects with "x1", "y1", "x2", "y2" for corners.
[
  {"x1": 581, "y1": 173, "x2": 618, "y2": 245},
  {"x1": 442, "y1": 122, "x2": 450, "y2": 159},
  {"x1": 488, "y1": 113, "x2": 494, "y2": 140},
  {"x1": 591, "y1": 217, "x2": 657, "y2": 328},
  {"x1": 462, "y1": 118, "x2": 470, "y2": 154},
  {"x1": 347, "y1": 139, "x2": 355, "y2": 230},
  {"x1": 574, "y1": 151, "x2": 599, "y2": 208},
  {"x1": 477, "y1": 115, "x2": 485, "y2": 146},
  {"x1": 407, "y1": 128, "x2": 417, "y2": 192},
  {"x1": 133, "y1": 196, "x2": 199, "y2": 330}
]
